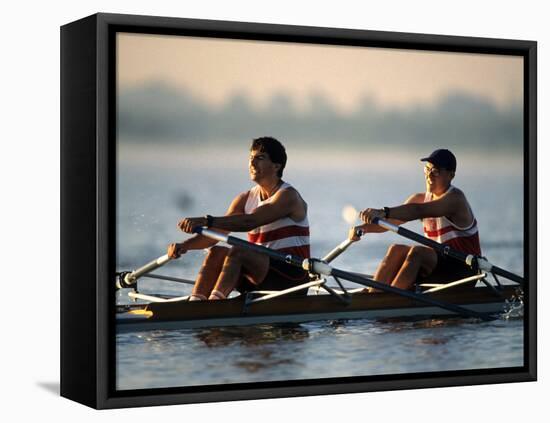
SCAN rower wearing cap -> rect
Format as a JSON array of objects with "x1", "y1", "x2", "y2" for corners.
[
  {"x1": 349, "y1": 149, "x2": 481, "y2": 291},
  {"x1": 167, "y1": 137, "x2": 310, "y2": 301}
]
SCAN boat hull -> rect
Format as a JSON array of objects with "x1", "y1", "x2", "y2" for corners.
[{"x1": 116, "y1": 286, "x2": 519, "y2": 333}]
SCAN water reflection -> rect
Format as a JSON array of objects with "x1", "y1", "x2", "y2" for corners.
[{"x1": 195, "y1": 323, "x2": 310, "y2": 348}]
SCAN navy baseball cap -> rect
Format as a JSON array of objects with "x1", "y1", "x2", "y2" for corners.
[{"x1": 420, "y1": 149, "x2": 457, "y2": 172}]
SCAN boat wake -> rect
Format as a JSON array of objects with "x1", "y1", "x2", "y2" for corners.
[{"x1": 502, "y1": 288, "x2": 524, "y2": 320}]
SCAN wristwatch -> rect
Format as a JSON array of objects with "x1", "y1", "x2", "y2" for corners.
[{"x1": 383, "y1": 207, "x2": 390, "y2": 219}]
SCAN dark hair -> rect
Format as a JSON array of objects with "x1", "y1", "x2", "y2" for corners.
[{"x1": 250, "y1": 137, "x2": 287, "y2": 177}]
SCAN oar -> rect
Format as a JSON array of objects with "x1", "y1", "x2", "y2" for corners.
[
  {"x1": 116, "y1": 254, "x2": 172, "y2": 289},
  {"x1": 371, "y1": 217, "x2": 524, "y2": 285},
  {"x1": 118, "y1": 204, "x2": 360, "y2": 290},
  {"x1": 322, "y1": 205, "x2": 362, "y2": 263},
  {"x1": 194, "y1": 227, "x2": 497, "y2": 321},
  {"x1": 322, "y1": 229, "x2": 363, "y2": 263}
]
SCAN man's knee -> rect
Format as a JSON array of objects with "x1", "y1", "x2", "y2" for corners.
[
  {"x1": 226, "y1": 246, "x2": 246, "y2": 262},
  {"x1": 386, "y1": 244, "x2": 409, "y2": 257},
  {"x1": 406, "y1": 246, "x2": 436, "y2": 267},
  {"x1": 406, "y1": 246, "x2": 426, "y2": 260},
  {"x1": 379, "y1": 244, "x2": 408, "y2": 268},
  {"x1": 206, "y1": 245, "x2": 228, "y2": 260}
]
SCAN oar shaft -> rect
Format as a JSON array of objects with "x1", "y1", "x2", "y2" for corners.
[
  {"x1": 373, "y1": 217, "x2": 524, "y2": 284},
  {"x1": 126, "y1": 254, "x2": 171, "y2": 284},
  {"x1": 322, "y1": 229, "x2": 363, "y2": 263},
  {"x1": 329, "y1": 268, "x2": 494, "y2": 321},
  {"x1": 374, "y1": 218, "x2": 473, "y2": 264},
  {"x1": 491, "y1": 265, "x2": 524, "y2": 285},
  {"x1": 197, "y1": 228, "x2": 307, "y2": 268},
  {"x1": 322, "y1": 239, "x2": 353, "y2": 263}
]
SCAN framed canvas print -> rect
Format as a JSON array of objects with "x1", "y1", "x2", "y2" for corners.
[{"x1": 60, "y1": 13, "x2": 537, "y2": 409}]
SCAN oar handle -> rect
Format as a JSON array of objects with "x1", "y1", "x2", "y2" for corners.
[
  {"x1": 195, "y1": 227, "x2": 307, "y2": 268},
  {"x1": 374, "y1": 216, "x2": 479, "y2": 262},
  {"x1": 375, "y1": 216, "x2": 480, "y2": 262}
]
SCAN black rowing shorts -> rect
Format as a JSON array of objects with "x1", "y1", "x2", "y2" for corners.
[
  {"x1": 421, "y1": 253, "x2": 478, "y2": 286},
  {"x1": 237, "y1": 258, "x2": 310, "y2": 296}
]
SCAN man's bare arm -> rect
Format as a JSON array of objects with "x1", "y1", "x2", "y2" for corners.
[
  {"x1": 168, "y1": 192, "x2": 248, "y2": 257},
  {"x1": 177, "y1": 188, "x2": 302, "y2": 234},
  {"x1": 384, "y1": 191, "x2": 462, "y2": 222},
  {"x1": 207, "y1": 188, "x2": 300, "y2": 232}
]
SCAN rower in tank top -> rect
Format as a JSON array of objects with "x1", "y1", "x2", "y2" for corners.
[
  {"x1": 167, "y1": 137, "x2": 311, "y2": 301},
  {"x1": 422, "y1": 186, "x2": 481, "y2": 256},
  {"x1": 245, "y1": 182, "x2": 310, "y2": 259},
  {"x1": 349, "y1": 149, "x2": 482, "y2": 291}
]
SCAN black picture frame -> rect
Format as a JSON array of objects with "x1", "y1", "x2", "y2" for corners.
[{"x1": 60, "y1": 12, "x2": 537, "y2": 409}]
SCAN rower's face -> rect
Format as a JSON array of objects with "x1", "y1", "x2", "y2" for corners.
[
  {"x1": 424, "y1": 163, "x2": 453, "y2": 190},
  {"x1": 249, "y1": 150, "x2": 280, "y2": 181}
]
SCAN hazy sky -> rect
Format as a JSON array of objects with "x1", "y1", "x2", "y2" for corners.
[{"x1": 117, "y1": 33, "x2": 523, "y2": 114}]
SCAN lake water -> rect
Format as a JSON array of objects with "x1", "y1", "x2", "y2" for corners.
[{"x1": 115, "y1": 143, "x2": 524, "y2": 391}]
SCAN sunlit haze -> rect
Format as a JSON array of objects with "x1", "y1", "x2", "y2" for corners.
[{"x1": 118, "y1": 32, "x2": 523, "y2": 114}]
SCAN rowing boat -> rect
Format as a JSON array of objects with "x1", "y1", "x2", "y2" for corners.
[
  {"x1": 116, "y1": 218, "x2": 524, "y2": 333},
  {"x1": 116, "y1": 283, "x2": 520, "y2": 333}
]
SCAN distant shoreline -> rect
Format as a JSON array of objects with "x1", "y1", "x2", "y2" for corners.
[{"x1": 117, "y1": 141, "x2": 523, "y2": 175}]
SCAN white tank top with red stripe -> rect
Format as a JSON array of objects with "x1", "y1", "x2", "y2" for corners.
[
  {"x1": 244, "y1": 182, "x2": 310, "y2": 258},
  {"x1": 422, "y1": 186, "x2": 482, "y2": 255}
]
